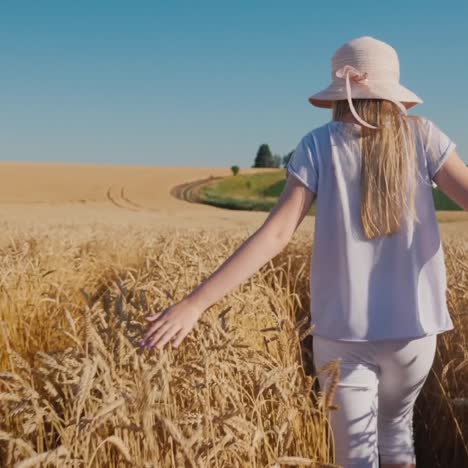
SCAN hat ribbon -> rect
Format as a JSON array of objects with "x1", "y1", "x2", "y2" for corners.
[{"x1": 335, "y1": 64, "x2": 408, "y2": 129}]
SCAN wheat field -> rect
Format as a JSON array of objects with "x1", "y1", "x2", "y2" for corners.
[{"x1": 0, "y1": 162, "x2": 467, "y2": 467}]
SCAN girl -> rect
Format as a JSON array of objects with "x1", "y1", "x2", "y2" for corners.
[{"x1": 140, "y1": 36, "x2": 468, "y2": 467}]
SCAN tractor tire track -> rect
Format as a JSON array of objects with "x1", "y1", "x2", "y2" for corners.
[
  {"x1": 170, "y1": 176, "x2": 223, "y2": 203},
  {"x1": 120, "y1": 187, "x2": 145, "y2": 209},
  {"x1": 106, "y1": 186, "x2": 137, "y2": 211},
  {"x1": 106, "y1": 185, "x2": 159, "y2": 212},
  {"x1": 106, "y1": 175, "x2": 223, "y2": 213}
]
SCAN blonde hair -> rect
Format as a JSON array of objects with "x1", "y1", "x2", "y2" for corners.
[{"x1": 333, "y1": 98, "x2": 423, "y2": 240}]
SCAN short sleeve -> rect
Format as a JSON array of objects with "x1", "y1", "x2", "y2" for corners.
[
  {"x1": 286, "y1": 135, "x2": 318, "y2": 193},
  {"x1": 424, "y1": 119, "x2": 457, "y2": 180}
]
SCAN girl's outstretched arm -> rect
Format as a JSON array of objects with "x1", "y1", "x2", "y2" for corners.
[{"x1": 140, "y1": 173, "x2": 315, "y2": 351}]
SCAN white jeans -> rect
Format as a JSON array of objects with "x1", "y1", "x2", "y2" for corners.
[{"x1": 313, "y1": 333, "x2": 437, "y2": 467}]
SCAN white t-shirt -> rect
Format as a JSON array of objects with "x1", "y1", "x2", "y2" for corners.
[{"x1": 286, "y1": 116, "x2": 456, "y2": 341}]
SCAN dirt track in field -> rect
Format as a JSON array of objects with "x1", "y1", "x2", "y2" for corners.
[
  {"x1": 170, "y1": 176, "x2": 223, "y2": 203},
  {"x1": 0, "y1": 163, "x2": 281, "y2": 239},
  {"x1": 0, "y1": 161, "x2": 466, "y2": 240}
]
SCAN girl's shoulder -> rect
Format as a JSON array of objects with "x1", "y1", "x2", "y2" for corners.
[
  {"x1": 301, "y1": 121, "x2": 342, "y2": 143},
  {"x1": 300, "y1": 115, "x2": 445, "y2": 147},
  {"x1": 405, "y1": 114, "x2": 447, "y2": 140},
  {"x1": 406, "y1": 113, "x2": 430, "y2": 129},
  {"x1": 302, "y1": 121, "x2": 332, "y2": 138},
  {"x1": 406, "y1": 114, "x2": 452, "y2": 150}
]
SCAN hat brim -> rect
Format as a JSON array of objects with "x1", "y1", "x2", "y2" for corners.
[{"x1": 308, "y1": 81, "x2": 423, "y2": 109}]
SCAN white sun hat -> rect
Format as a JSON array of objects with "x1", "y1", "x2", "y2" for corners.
[{"x1": 308, "y1": 36, "x2": 423, "y2": 129}]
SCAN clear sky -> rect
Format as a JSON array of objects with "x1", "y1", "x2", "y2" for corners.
[{"x1": 0, "y1": 1, "x2": 467, "y2": 167}]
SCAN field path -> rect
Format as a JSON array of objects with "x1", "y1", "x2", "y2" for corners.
[
  {"x1": 0, "y1": 162, "x2": 282, "y2": 233},
  {"x1": 170, "y1": 176, "x2": 223, "y2": 203},
  {"x1": 0, "y1": 162, "x2": 466, "y2": 238},
  {"x1": 106, "y1": 185, "x2": 160, "y2": 212}
]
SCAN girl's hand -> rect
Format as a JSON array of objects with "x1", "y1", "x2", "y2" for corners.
[{"x1": 139, "y1": 299, "x2": 204, "y2": 351}]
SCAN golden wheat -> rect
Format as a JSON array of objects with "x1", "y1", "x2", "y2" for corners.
[{"x1": 0, "y1": 223, "x2": 466, "y2": 467}]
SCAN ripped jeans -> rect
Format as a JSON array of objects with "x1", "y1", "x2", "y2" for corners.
[{"x1": 313, "y1": 333, "x2": 437, "y2": 467}]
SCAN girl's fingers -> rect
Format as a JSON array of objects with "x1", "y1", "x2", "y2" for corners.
[
  {"x1": 154, "y1": 325, "x2": 180, "y2": 350},
  {"x1": 141, "y1": 317, "x2": 167, "y2": 343},
  {"x1": 146, "y1": 321, "x2": 174, "y2": 348},
  {"x1": 149, "y1": 324, "x2": 177, "y2": 349},
  {"x1": 171, "y1": 328, "x2": 187, "y2": 348},
  {"x1": 145, "y1": 310, "x2": 164, "y2": 321}
]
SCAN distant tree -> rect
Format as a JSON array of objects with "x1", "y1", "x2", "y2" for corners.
[
  {"x1": 231, "y1": 165, "x2": 240, "y2": 176},
  {"x1": 272, "y1": 154, "x2": 282, "y2": 168},
  {"x1": 253, "y1": 144, "x2": 274, "y2": 168},
  {"x1": 282, "y1": 150, "x2": 294, "y2": 168}
]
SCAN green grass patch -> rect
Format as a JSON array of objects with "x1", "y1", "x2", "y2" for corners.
[
  {"x1": 433, "y1": 187, "x2": 463, "y2": 211},
  {"x1": 203, "y1": 171, "x2": 285, "y2": 198},
  {"x1": 200, "y1": 169, "x2": 316, "y2": 214},
  {"x1": 199, "y1": 170, "x2": 462, "y2": 214}
]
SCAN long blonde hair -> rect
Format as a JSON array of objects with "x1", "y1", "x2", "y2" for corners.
[{"x1": 333, "y1": 98, "x2": 421, "y2": 240}]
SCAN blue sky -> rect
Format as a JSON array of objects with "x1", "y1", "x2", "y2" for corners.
[{"x1": 0, "y1": 1, "x2": 467, "y2": 167}]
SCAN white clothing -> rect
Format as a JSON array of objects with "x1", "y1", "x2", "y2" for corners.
[
  {"x1": 286, "y1": 117, "x2": 456, "y2": 341},
  {"x1": 313, "y1": 333, "x2": 437, "y2": 467}
]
